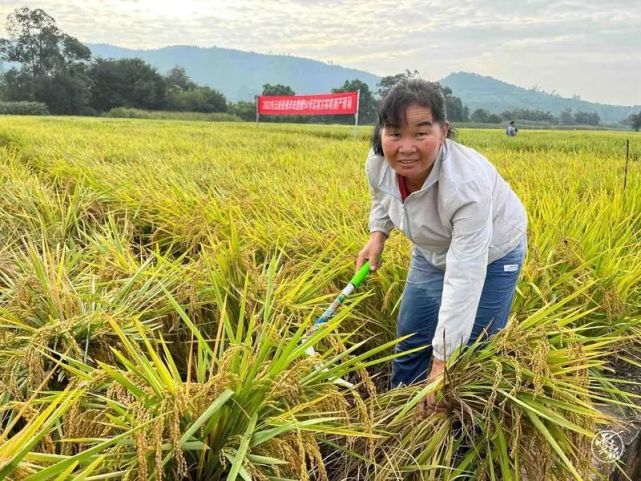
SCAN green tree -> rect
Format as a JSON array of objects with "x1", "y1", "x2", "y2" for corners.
[
  {"x1": 501, "y1": 109, "x2": 558, "y2": 124},
  {"x1": 163, "y1": 66, "x2": 196, "y2": 92},
  {"x1": 0, "y1": 7, "x2": 91, "y2": 113},
  {"x1": 165, "y1": 86, "x2": 227, "y2": 113},
  {"x1": 0, "y1": 69, "x2": 32, "y2": 101},
  {"x1": 471, "y1": 108, "x2": 491, "y2": 123},
  {"x1": 160, "y1": 66, "x2": 227, "y2": 112},
  {"x1": 0, "y1": 8, "x2": 90, "y2": 78},
  {"x1": 332, "y1": 79, "x2": 376, "y2": 124},
  {"x1": 33, "y1": 65, "x2": 93, "y2": 115},
  {"x1": 261, "y1": 83, "x2": 295, "y2": 96},
  {"x1": 629, "y1": 112, "x2": 641, "y2": 132},
  {"x1": 229, "y1": 100, "x2": 257, "y2": 121},
  {"x1": 376, "y1": 69, "x2": 420, "y2": 98},
  {"x1": 560, "y1": 108, "x2": 574, "y2": 125},
  {"x1": 442, "y1": 86, "x2": 469, "y2": 122},
  {"x1": 574, "y1": 111, "x2": 600, "y2": 125},
  {"x1": 89, "y1": 58, "x2": 166, "y2": 112}
]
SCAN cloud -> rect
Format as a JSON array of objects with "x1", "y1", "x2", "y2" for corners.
[{"x1": 0, "y1": 0, "x2": 639, "y2": 104}]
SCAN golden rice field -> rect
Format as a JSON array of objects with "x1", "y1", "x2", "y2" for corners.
[{"x1": 0, "y1": 117, "x2": 640, "y2": 480}]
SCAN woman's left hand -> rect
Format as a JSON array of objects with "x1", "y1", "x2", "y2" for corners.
[{"x1": 418, "y1": 358, "x2": 449, "y2": 417}]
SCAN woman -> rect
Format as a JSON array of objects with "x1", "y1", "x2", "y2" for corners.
[{"x1": 356, "y1": 79, "x2": 527, "y2": 415}]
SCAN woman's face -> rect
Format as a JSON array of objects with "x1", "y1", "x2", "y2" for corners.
[{"x1": 381, "y1": 104, "x2": 448, "y2": 187}]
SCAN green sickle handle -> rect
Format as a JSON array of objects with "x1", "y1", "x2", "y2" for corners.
[
  {"x1": 304, "y1": 260, "x2": 372, "y2": 356},
  {"x1": 350, "y1": 260, "x2": 371, "y2": 289}
]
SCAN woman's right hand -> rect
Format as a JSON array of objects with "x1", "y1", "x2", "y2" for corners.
[{"x1": 356, "y1": 232, "x2": 387, "y2": 271}]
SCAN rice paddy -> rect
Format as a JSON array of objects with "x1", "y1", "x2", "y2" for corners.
[{"x1": 1, "y1": 116, "x2": 640, "y2": 480}]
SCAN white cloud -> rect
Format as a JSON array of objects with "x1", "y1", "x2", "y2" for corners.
[{"x1": 0, "y1": 0, "x2": 639, "y2": 104}]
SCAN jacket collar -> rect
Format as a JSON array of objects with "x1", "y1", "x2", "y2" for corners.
[{"x1": 421, "y1": 141, "x2": 446, "y2": 191}]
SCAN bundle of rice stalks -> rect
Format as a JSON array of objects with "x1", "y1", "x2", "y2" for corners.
[{"x1": 332, "y1": 299, "x2": 640, "y2": 481}]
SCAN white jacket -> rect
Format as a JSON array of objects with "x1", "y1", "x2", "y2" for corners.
[{"x1": 367, "y1": 139, "x2": 527, "y2": 360}]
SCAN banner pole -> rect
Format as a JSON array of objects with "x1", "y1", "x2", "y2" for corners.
[
  {"x1": 255, "y1": 95, "x2": 259, "y2": 126},
  {"x1": 354, "y1": 89, "x2": 360, "y2": 137}
]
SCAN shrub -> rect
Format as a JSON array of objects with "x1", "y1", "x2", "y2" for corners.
[
  {"x1": 105, "y1": 107, "x2": 240, "y2": 122},
  {"x1": 0, "y1": 101, "x2": 50, "y2": 115},
  {"x1": 165, "y1": 86, "x2": 227, "y2": 113}
]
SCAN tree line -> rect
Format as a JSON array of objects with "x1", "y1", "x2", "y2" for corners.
[
  {"x1": 469, "y1": 107, "x2": 606, "y2": 126},
  {"x1": 0, "y1": 8, "x2": 472, "y2": 124}
]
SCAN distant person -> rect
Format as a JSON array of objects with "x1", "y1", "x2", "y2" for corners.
[{"x1": 506, "y1": 120, "x2": 518, "y2": 136}]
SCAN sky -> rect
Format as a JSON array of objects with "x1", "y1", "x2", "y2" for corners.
[{"x1": 1, "y1": 0, "x2": 640, "y2": 105}]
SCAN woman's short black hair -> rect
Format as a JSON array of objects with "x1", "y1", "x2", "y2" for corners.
[{"x1": 371, "y1": 79, "x2": 455, "y2": 155}]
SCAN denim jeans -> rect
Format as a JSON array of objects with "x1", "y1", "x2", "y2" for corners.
[{"x1": 391, "y1": 237, "x2": 526, "y2": 388}]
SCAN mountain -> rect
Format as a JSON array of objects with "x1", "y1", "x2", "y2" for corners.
[
  {"x1": 440, "y1": 72, "x2": 639, "y2": 124},
  {"x1": 87, "y1": 44, "x2": 380, "y2": 102}
]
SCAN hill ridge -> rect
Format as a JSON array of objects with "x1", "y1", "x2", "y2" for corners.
[
  {"x1": 440, "y1": 72, "x2": 639, "y2": 123},
  {"x1": 87, "y1": 43, "x2": 381, "y2": 102}
]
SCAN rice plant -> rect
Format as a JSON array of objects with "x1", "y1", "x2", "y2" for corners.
[{"x1": 0, "y1": 117, "x2": 640, "y2": 480}]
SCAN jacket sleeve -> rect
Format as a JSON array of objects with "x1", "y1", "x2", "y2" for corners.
[
  {"x1": 432, "y1": 178, "x2": 492, "y2": 361},
  {"x1": 368, "y1": 186, "x2": 394, "y2": 236},
  {"x1": 366, "y1": 150, "x2": 394, "y2": 236}
]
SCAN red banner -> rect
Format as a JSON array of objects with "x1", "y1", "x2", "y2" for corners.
[{"x1": 257, "y1": 92, "x2": 358, "y2": 116}]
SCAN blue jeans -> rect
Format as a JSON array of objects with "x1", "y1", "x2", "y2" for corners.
[{"x1": 391, "y1": 238, "x2": 526, "y2": 387}]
